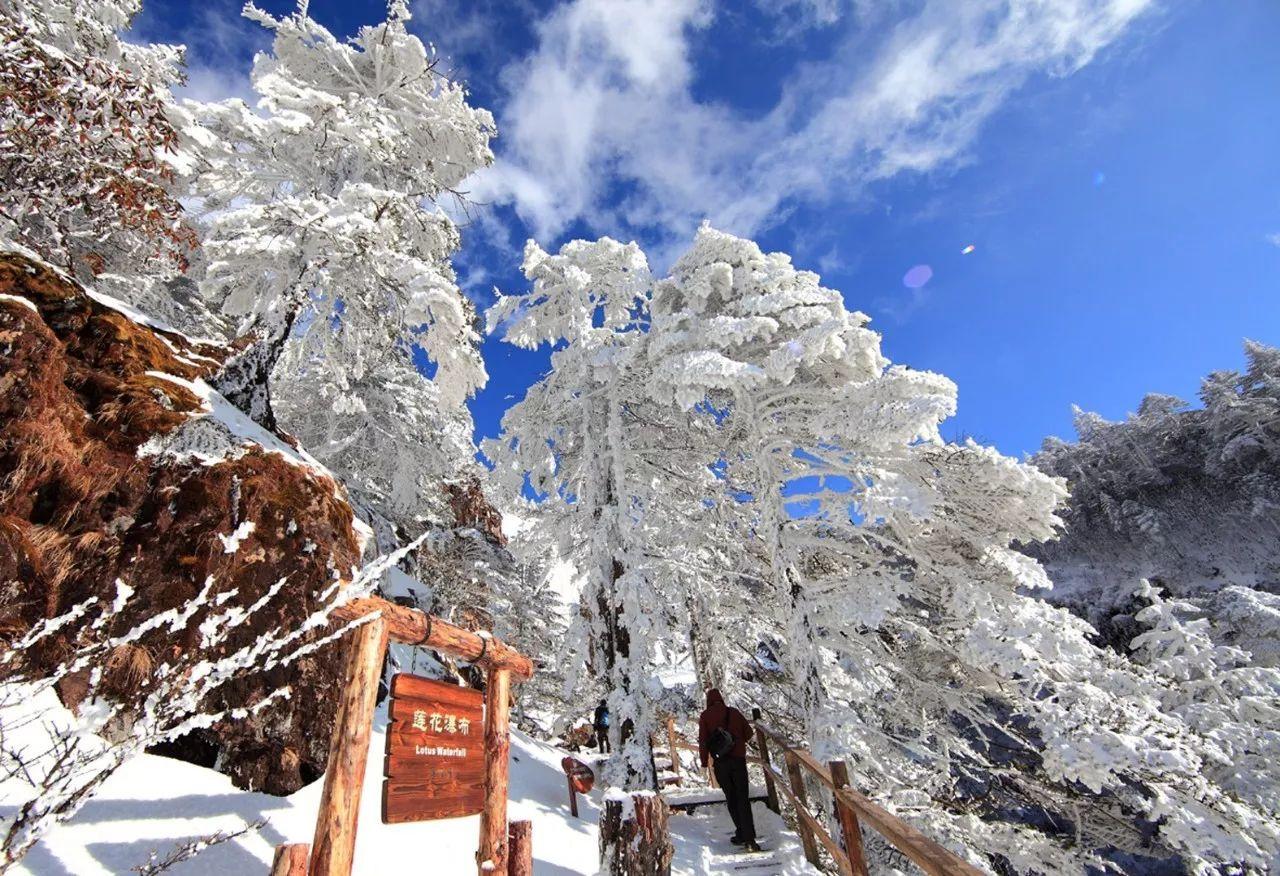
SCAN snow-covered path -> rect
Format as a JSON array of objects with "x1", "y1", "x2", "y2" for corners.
[
  {"x1": 11, "y1": 705, "x2": 818, "y2": 874},
  {"x1": 668, "y1": 800, "x2": 820, "y2": 875}
]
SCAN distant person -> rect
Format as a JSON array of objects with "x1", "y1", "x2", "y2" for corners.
[
  {"x1": 593, "y1": 699, "x2": 611, "y2": 754},
  {"x1": 698, "y1": 689, "x2": 759, "y2": 852}
]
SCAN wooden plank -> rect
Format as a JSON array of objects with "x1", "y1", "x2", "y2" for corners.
[
  {"x1": 477, "y1": 667, "x2": 512, "y2": 875},
  {"x1": 833, "y1": 785, "x2": 985, "y2": 876},
  {"x1": 382, "y1": 779, "x2": 487, "y2": 822},
  {"x1": 382, "y1": 675, "x2": 486, "y2": 823},
  {"x1": 783, "y1": 750, "x2": 821, "y2": 867},
  {"x1": 830, "y1": 761, "x2": 870, "y2": 876},
  {"x1": 508, "y1": 820, "x2": 533, "y2": 876},
  {"x1": 308, "y1": 617, "x2": 389, "y2": 876},
  {"x1": 332, "y1": 598, "x2": 533, "y2": 679},
  {"x1": 390, "y1": 674, "x2": 486, "y2": 707},
  {"x1": 270, "y1": 844, "x2": 308, "y2": 876}
]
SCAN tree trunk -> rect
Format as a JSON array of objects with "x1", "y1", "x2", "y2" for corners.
[
  {"x1": 213, "y1": 304, "x2": 300, "y2": 430},
  {"x1": 590, "y1": 414, "x2": 656, "y2": 792},
  {"x1": 599, "y1": 793, "x2": 673, "y2": 876},
  {"x1": 685, "y1": 588, "x2": 722, "y2": 693}
]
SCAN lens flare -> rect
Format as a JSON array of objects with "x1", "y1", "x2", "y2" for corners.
[{"x1": 902, "y1": 265, "x2": 933, "y2": 289}]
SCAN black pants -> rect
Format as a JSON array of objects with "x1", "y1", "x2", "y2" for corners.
[
  {"x1": 596, "y1": 728, "x2": 611, "y2": 753},
  {"x1": 713, "y1": 756, "x2": 755, "y2": 842}
]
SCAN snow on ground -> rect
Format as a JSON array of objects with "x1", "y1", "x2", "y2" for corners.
[
  {"x1": 670, "y1": 802, "x2": 818, "y2": 875},
  {"x1": 11, "y1": 703, "x2": 817, "y2": 874}
]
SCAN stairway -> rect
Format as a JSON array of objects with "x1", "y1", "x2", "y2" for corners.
[
  {"x1": 700, "y1": 845, "x2": 793, "y2": 873},
  {"x1": 665, "y1": 779, "x2": 820, "y2": 874}
]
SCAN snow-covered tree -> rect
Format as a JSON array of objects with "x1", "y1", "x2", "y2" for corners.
[
  {"x1": 1129, "y1": 579, "x2": 1280, "y2": 841},
  {"x1": 177, "y1": 0, "x2": 495, "y2": 434},
  {"x1": 484, "y1": 237, "x2": 720, "y2": 790},
  {"x1": 0, "y1": 0, "x2": 194, "y2": 280},
  {"x1": 491, "y1": 226, "x2": 1280, "y2": 872},
  {"x1": 1028, "y1": 340, "x2": 1280, "y2": 655}
]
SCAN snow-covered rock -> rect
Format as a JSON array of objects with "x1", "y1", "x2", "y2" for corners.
[{"x1": 0, "y1": 250, "x2": 365, "y2": 794}]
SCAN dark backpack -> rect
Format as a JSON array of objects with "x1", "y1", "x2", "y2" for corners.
[{"x1": 707, "y1": 708, "x2": 735, "y2": 759}]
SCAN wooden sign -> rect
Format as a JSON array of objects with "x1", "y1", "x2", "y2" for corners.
[
  {"x1": 560, "y1": 756, "x2": 595, "y2": 818},
  {"x1": 382, "y1": 673, "x2": 486, "y2": 823},
  {"x1": 561, "y1": 757, "x2": 595, "y2": 793}
]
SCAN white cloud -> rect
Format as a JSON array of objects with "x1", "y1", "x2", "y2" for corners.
[
  {"x1": 409, "y1": 0, "x2": 538, "y2": 81},
  {"x1": 134, "y1": 4, "x2": 265, "y2": 104},
  {"x1": 1267, "y1": 232, "x2": 1280, "y2": 248},
  {"x1": 477, "y1": 0, "x2": 1157, "y2": 258}
]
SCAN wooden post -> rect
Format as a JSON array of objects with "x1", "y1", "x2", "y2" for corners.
[
  {"x1": 567, "y1": 774, "x2": 579, "y2": 818},
  {"x1": 309, "y1": 616, "x2": 389, "y2": 876},
  {"x1": 508, "y1": 820, "x2": 533, "y2": 876},
  {"x1": 829, "y1": 761, "x2": 870, "y2": 876},
  {"x1": 270, "y1": 844, "x2": 309, "y2": 876},
  {"x1": 784, "y1": 750, "x2": 821, "y2": 867},
  {"x1": 751, "y1": 709, "x2": 780, "y2": 814},
  {"x1": 665, "y1": 716, "x2": 681, "y2": 785},
  {"x1": 478, "y1": 667, "x2": 513, "y2": 874}
]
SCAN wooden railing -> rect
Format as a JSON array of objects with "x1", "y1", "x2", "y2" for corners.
[
  {"x1": 653, "y1": 715, "x2": 764, "y2": 789},
  {"x1": 749, "y1": 709, "x2": 984, "y2": 876}
]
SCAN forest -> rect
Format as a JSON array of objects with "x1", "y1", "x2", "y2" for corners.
[{"x1": 0, "y1": 1, "x2": 1276, "y2": 874}]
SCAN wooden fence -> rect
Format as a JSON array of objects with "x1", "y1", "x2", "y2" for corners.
[
  {"x1": 749, "y1": 709, "x2": 984, "y2": 876},
  {"x1": 655, "y1": 710, "x2": 982, "y2": 875}
]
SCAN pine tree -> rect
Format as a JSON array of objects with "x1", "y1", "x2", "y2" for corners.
[
  {"x1": 176, "y1": 0, "x2": 495, "y2": 432},
  {"x1": 492, "y1": 225, "x2": 1280, "y2": 872}
]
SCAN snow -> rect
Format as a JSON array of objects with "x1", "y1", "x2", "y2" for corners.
[
  {"x1": 12, "y1": 702, "x2": 819, "y2": 875},
  {"x1": 218, "y1": 521, "x2": 256, "y2": 554},
  {"x1": 84, "y1": 285, "x2": 223, "y2": 347},
  {"x1": 0, "y1": 292, "x2": 38, "y2": 313},
  {"x1": 12, "y1": 706, "x2": 593, "y2": 875},
  {"x1": 138, "y1": 371, "x2": 330, "y2": 475}
]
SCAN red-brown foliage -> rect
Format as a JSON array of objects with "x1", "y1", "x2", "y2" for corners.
[
  {"x1": 0, "y1": 22, "x2": 197, "y2": 278},
  {"x1": 0, "y1": 252, "x2": 364, "y2": 793}
]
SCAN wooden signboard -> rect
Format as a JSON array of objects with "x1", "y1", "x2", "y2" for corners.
[
  {"x1": 560, "y1": 756, "x2": 595, "y2": 818},
  {"x1": 382, "y1": 673, "x2": 486, "y2": 823}
]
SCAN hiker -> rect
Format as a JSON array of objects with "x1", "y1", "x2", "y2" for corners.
[
  {"x1": 593, "y1": 699, "x2": 611, "y2": 754},
  {"x1": 698, "y1": 688, "x2": 760, "y2": 852}
]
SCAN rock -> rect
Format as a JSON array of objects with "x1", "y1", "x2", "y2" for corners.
[
  {"x1": 445, "y1": 477, "x2": 507, "y2": 545},
  {"x1": 0, "y1": 251, "x2": 364, "y2": 795}
]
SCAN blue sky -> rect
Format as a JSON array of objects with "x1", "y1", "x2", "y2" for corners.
[{"x1": 136, "y1": 0, "x2": 1279, "y2": 459}]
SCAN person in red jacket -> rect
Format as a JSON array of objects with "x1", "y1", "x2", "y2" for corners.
[{"x1": 698, "y1": 688, "x2": 759, "y2": 851}]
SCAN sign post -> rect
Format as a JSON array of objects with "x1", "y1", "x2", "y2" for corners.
[
  {"x1": 478, "y1": 666, "x2": 512, "y2": 873},
  {"x1": 280, "y1": 596, "x2": 534, "y2": 876},
  {"x1": 382, "y1": 674, "x2": 486, "y2": 823},
  {"x1": 560, "y1": 757, "x2": 595, "y2": 818},
  {"x1": 308, "y1": 616, "x2": 389, "y2": 876}
]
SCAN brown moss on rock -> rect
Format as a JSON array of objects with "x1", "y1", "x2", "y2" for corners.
[
  {"x1": 0, "y1": 251, "x2": 364, "y2": 794},
  {"x1": 445, "y1": 477, "x2": 507, "y2": 546}
]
